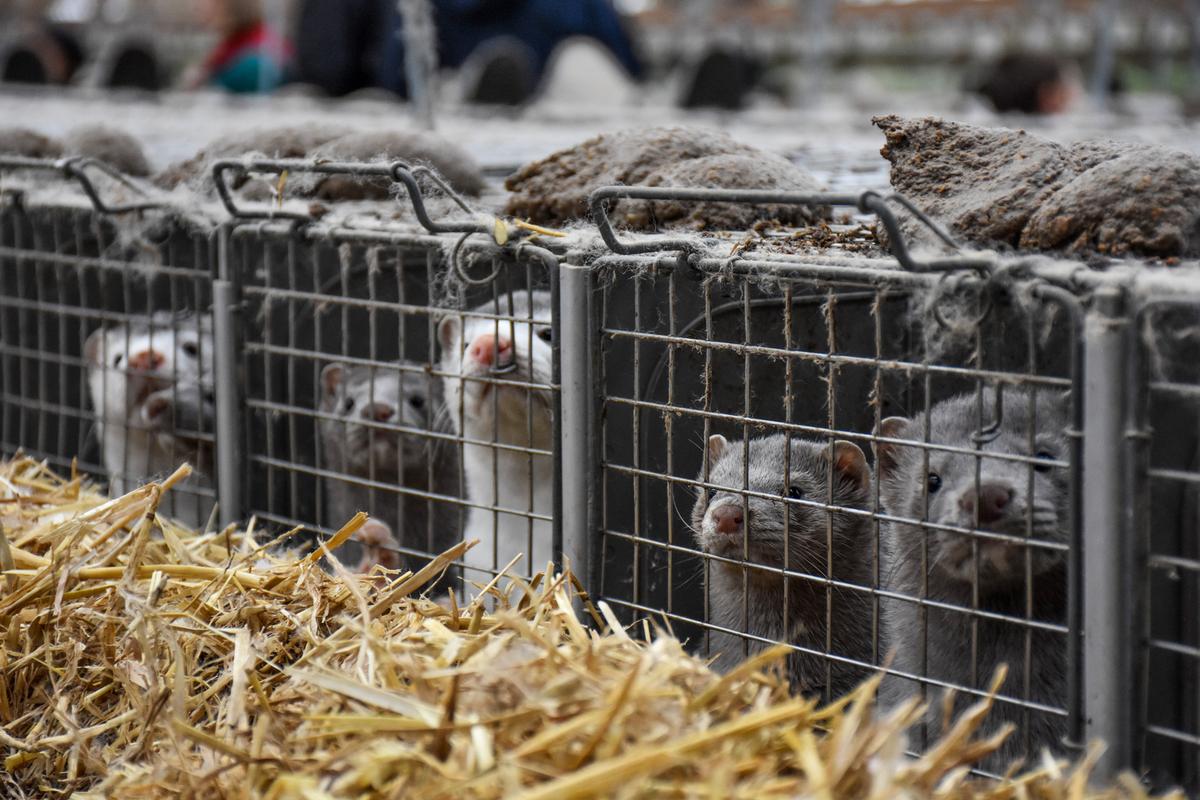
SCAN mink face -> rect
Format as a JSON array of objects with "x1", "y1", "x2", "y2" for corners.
[
  {"x1": 691, "y1": 433, "x2": 871, "y2": 573},
  {"x1": 437, "y1": 291, "x2": 555, "y2": 446},
  {"x1": 689, "y1": 432, "x2": 876, "y2": 698},
  {"x1": 876, "y1": 389, "x2": 1071, "y2": 594},
  {"x1": 319, "y1": 361, "x2": 437, "y2": 478},
  {"x1": 85, "y1": 313, "x2": 214, "y2": 424}
]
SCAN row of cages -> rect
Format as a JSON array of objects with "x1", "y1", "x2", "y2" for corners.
[{"x1": 0, "y1": 159, "x2": 1197, "y2": 790}]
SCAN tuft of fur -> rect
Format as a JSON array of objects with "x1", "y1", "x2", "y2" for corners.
[
  {"x1": 874, "y1": 387, "x2": 1071, "y2": 765},
  {"x1": 690, "y1": 433, "x2": 875, "y2": 699}
]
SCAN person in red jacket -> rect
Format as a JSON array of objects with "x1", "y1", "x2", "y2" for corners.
[{"x1": 186, "y1": 0, "x2": 292, "y2": 94}]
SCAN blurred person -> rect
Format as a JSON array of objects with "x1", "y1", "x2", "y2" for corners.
[
  {"x1": 680, "y1": 47, "x2": 761, "y2": 110},
  {"x1": 293, "y1": 0, "x2": 389, "y2": 97},
  {"x1": 377, "y1": 0, "x2": 643, "y2": 105},
  {"x1": 975, "y1": 53, "x2": 1080, "y2": 115},
  {"x1": 186, "y1": 0, "x2": 292, "y2": 94}
]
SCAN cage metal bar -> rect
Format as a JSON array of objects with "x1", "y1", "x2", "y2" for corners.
[
  {"x1": 558, "y1": 257, "x2": 592, "y2": 590},
  {"x1": 1031, "y1": 283, "x2": 1088, "y2": 750},
  {"x1": 1082, "y1": 286, "x2": 1135, "y2": 778},
  {"x1": 214, "y1": 224, "x2": 245, "y2": 527}
]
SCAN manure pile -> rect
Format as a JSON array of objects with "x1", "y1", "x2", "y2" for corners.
[{"x1": 0, "y1": 458, "x2": 1180, "y2": 798}]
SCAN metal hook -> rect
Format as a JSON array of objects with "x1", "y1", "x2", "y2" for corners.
[
  {"x1": 972, "y1": 384, "x2": 1005, "y2": 446},
  {"x1": 451, "y1": 231, "x2": 505, "y2": 287},
  {"x1": 930, "y1": 271, "x2": 993, "y2": 331}
]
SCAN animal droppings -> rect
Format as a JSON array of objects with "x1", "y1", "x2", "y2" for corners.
[
  {"x1": 504, "y1": 126, "x2": 828, "y2": 231},
  {"x1": 63, "y1": 124, "x2": 153, "y2": 177},
  {"x1": 875, "y1": 115, "x2": 1200, "y2": 258}
]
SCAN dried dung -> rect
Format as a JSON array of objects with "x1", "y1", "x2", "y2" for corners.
[
  {"x1": 153, "y1": 125, "x2": 349, "y2": 190},
  {"x1": 1021, "y1": 150, "x2": 1200, "y2": 258},
  {"x1": 0, "y1": 457, "x2": 1181, "y2": 799},
  {"x1": 504, "y1": 126, "x2": 827, "y2": 231},
  {"x1": 874, "y1": 114, "x2": 1075, "y2": 248},
  {"x1": 726, "y1": 221, "x2": 883, "y2": 258},
  {"x1": 874, "y1": 115, "x2": 1200, "y2": 259},
  {"x1": 306, "y1": 130, "x2": 487, "y2": 201},
  {"x1": 63, "y1": 124, "x2": 152, "y2": 177},
  {"x1": 0, "y1": 126, "x2": 64, "y2": 159}
]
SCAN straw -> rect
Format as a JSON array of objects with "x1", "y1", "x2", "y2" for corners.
[{"x1": 0, "y1": 457, "x2": 1181, "y2": 799}]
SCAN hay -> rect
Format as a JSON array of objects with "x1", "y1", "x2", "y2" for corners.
[{"x1": 0, "y1": 457, "x2": 1179, "y2": 799}]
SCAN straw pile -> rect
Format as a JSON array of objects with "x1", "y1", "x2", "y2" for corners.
[{"x1": 0, "y1": 457, "x2": 1179, "y2": 798}]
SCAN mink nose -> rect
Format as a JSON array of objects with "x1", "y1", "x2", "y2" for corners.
[
  {"x1": 128, "y1": 348, "x2": 165, "y2": 372},
  {"x1": 710, "y1": 504, "x2": 744, "y2": 535},
  {"x1": 466, "y1": 332, "x2": 513, "y2": 368},
  {"x1": 363, "y1": 402, "x2": 394, "y2": 422},
  {"x1": 960, "y1": 484, "x2": 1013, "y2": 525}
]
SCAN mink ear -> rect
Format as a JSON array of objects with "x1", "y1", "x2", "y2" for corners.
[
  {"x1": 84, "y1": 327, "x2": 105, "y2": 365},
  {"x1": 320, "y1": 363, "x2": 345, "y2": 397},
  {"x1": 832, "y1": 440, "x2": 870, "y2": 492},
  {"x1": 874, "y1": 417, "x2": 911, "y2": 477},
  {"x1": 437, "y1": 314, "x2": 460, "y2": 353},
  {"x1": 707, "y1": 434, "x2": 728, "y2": 465}
]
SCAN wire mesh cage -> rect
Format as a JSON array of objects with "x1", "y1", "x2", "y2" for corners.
[
  {"x1": 2, "y1": 154, "x2": 1199, "y2": 791},
  {"x1": 589, "y1": 242, "x2": 1081, "y2": 772},
  {"x1": 0, "y1": 170, "x2": 216, "y2": 527},
  {"x1": 221, "y1": 211, "x2": 561, "y2": 592},
  {"x1": 1130, "y1": 297, "x2": 1200, "y2": 788}
]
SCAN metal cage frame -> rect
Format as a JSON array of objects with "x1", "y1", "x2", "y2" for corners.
[{"x1": 0, "y1": 155, "x2": 1197, "y2": 789}]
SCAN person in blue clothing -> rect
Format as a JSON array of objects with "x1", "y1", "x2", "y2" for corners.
[
  {"x1": 187, "y1": 0, "x2": 292, "y2": 94},
  {"x1": 375, "y1": 0, "x2": 643, "y2": 104}
]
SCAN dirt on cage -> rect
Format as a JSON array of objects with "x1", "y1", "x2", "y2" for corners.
[
  {"x1": 0, "y1": 458, "x2": 1182, "y2": 799},
  {"x1": 720, "y1": 220, "x2": 884, "y2": 258}
]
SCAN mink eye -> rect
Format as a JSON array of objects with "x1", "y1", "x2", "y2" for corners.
[
  {"x1": 927, "y1": 472, "x2": 942, "y2": 493},
  {"x1": 182, "y1": 341, "x2": 199, "y2": 357},
  {"x1": 536, "y1": 327, "x2": 553, "y2": 343},
  {"x1": 1034, "y1": 451, "x2": 1056, "y2": 472},
  {"x1": 342, "y1": 397, "x2": 354, "y2": 412},
  {"x1": 787, "y1": 486, "x2": 804, "y2": 501},
  {"x1": 113, "y1": 354, "x2": 123, "y2": 367},
  {"x1": 408, "y1": 395, "x2": 425, "y2": 410}
]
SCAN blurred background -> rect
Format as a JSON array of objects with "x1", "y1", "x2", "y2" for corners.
[{"x1": 1, "y1": 0, "x2": 1198, "y2": 181}]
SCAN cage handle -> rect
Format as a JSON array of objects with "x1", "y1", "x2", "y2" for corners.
[
  {"x1": 0, "y1": 155, "x2": 165, "y2": 215},
  {"x1": 587, "y1": 186, "x2": 993, "y2": 274},
  {"x1": 211, "y1": 158, "x2": 493, "y2": 235}
]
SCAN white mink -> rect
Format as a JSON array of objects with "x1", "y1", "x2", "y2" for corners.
[
  {"x1": 437, "y1": 291, "x2": 555, "y2": 589},
  {"x1": 85, "y1": 313, "x2": 215, "y2": 528}
]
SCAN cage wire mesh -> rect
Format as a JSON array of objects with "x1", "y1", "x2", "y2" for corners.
[
  {"x1": 227, "y1": 220, "x2": 560, "y2": 592},
  {"x1": 590, "y1": 247, "x2": 1080, "y2": 773},
  {"x1": 1132, "y1": 298, "x2": 1200, "y2": 788},
  {"x1": 0, "y1": 155, "x2": 1198, "y2": 791},
  {"x1": 0, "y1": 194, "x2": 216, "y2": 528}
]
